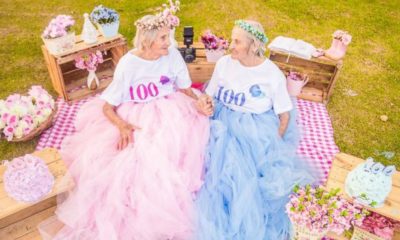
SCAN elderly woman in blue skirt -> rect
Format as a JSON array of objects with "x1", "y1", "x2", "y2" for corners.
[{"x1": 195, "y1": 20, "x2": 320, "y2": 240}]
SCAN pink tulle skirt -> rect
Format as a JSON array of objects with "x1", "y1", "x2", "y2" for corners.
[{"x1": 40, "y1": 92, "x2": 209, "y2": 240}]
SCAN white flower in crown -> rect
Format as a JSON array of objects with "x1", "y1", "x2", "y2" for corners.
[{"x1": 135, "y1": 13, "x2": 169, "y2": 31}]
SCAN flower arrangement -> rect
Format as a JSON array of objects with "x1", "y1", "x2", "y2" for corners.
[
  {"x1": 160, "y1": 0, "x2": 181, "y2": 28},
  {"x1": 90, "y1": 5, "x2": 119, "y2": 25},
  {"x1": 286, "y1": 185, "x2": 369, "y2": 236},
  {"x1": 3, "y1": 154, "x2": 54, "y2": 203},
  {"x1": 201, "y1": 30, "x2": 229, "y2": 51},
  {"x1": 287, "y1": 71, "x2": 307, "y2": 81},
  {"x1": 75, "y1": 51, "x2": 104, "y2": 89},
  {"x1": 332, "y1": 30, "x2": 352, "y2": 46},
  {"x1": 0, "y1": 86, "x2": 55, "y2": 141},
  {"x1": 75, "y1": 50, "x2": 104, "y2": 71},
  {"x1": 357, "y1": 212, "x2": 398, "y2": 240},
  {"x1": 42, "y1": 15, "x2": 75, "y2": 39}
]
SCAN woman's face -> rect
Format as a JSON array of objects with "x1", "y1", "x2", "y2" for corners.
[
  {"x1": 148, "y1": 27, "x2": 170, "y2": 57},
  {"x1": 229, "y1": 27, "x2": 252, "y2": 61}
]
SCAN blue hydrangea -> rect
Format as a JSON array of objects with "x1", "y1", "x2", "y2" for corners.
[{"x1": 90, "y1": 5, "x2": 119, "y2": 25}]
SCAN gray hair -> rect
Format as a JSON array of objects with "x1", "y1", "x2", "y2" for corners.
[
  {"x1": 236, "y1": 20, "x2": 267, "y2": 57},
  {"x1": 133, "y1": 15, "x2": 161, "y2": 51}
]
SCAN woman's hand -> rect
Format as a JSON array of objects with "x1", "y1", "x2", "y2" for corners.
[
  {"x1": 117, "y1": 122, "x2": 141, "y2": 150},
  {"x1": 195, "y1": 94, "x2": 214, "y2": 116},
  {"x1": 278, "y1": 112, "x2": 290, "y2": 137},
  {"x1": 103, "y1": 102, "x2": 141, "y2": 150}
]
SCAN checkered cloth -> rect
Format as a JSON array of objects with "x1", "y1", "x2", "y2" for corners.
[{"x1": 36, "y1": 95, "x2": 339, "y2": 182}]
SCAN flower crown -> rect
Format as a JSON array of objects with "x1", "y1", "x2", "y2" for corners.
[
  {"x1": 134, "y1": 1, "x2": 180, "y2": 31},
  {"x1": 134, "y1": 14, "x2": 169, "y2": 31},
  {"x1": 235, "y1": 20, "x2": 268, "y2": 44}
]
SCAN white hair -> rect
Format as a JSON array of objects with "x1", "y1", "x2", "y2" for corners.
[
  {"x1": 133, "y1": 15, "x2": 161, "y2": 51},
  {"x1": 236, "y1": 20, "x2": 267, "y2": 57}
]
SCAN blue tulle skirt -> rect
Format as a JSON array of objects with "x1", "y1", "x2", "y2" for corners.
[{"x1": 195, "y1": 100, "x2": 319, "y2": 240}]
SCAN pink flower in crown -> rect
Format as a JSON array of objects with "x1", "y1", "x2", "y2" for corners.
[{"x1": 167, "y1": 15, "x2": 180, "y2": 28}]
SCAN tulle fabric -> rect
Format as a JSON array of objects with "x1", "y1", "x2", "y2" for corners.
[
  {"x1": 39, "y1": 92, "x2": 209, "y2": 240},
  {"x1": 195, "y1": 100, "x2": 320, "y2": 240}
]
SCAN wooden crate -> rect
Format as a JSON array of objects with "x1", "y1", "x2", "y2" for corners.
[
  {"x1": 268, "y1": 50, "x2": 343, "y2": 104},
  {"x1": 0, "y1": 148, "x2": 73, "y2": 239},
  {"x1": 42, "y1": 34, "x2": 128, "y2": 102},
  {"x1": 180, "y1": 42, "x2": 215, "y2": 83}
]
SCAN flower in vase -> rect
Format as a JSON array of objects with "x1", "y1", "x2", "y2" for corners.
[
  {"x1": 75, "y1": 51, "x2": 104, "y2": 72},
  {"x1": 42, "y1": 15, "x2": 75, "y2": 39},
  {"x1": 201, "y1": 30, "x2": 229, "y2": 51},
  {"x1": 90, "y1": 5, "x2": 119, "y2": 25}
]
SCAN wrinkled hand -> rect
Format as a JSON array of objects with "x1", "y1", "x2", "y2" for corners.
[
  {"x1": 195, "y1": 94, "x2": 214, "y2": 116},
  {"x1": 117, "y1": 122, "x2": 140, "y2": 150}
]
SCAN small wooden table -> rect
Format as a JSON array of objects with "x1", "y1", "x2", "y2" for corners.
[{"x1": 325, "y1": 153, "x2": 400, "y2": 239}]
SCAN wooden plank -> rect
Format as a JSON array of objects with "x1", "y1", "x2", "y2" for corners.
[
  {"x1": 0, "y1": 197, "x2": 56, "y2": 230},
  {"x1": 15, "y1": 230, "x2": 42, "y2": 240},
  {"x1": 269, "y1": 50, "x2": 339, "y2": 67},
  {"x1": 56, "y1": 39, "x2": 127, "y2": 64},
  {"x1": 326, "y1": 153, "x2": 400, "y2": 222},
  {"x1": 41, "y1": 46, "x2": 67, "y2": 98},
  {"x1": 326, "y1": 61, "x2": 343, "y2": 101},
  {"x1": 63, "y1": 59, "x2": 114, "y2": 92},
  {"x1": 0, "y1": 206, "x2": 56, "y2": 239},
  {"x1": 187, "y1": 63, "x2": 215, "y2": 83},
  {"x1": 67, "y1": 76, "x2": 113, "y2": 101},
  {"x1": 51, "y1": 34, "x2": 124, "y2": 58}
]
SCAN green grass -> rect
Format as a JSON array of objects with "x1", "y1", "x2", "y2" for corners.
[{"x1": 0, "y1": 0, "x2": 399, "y2": 167}]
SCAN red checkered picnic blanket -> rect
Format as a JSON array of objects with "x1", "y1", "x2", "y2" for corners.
[{"x1": 36, "y1": 95, "x2": 339, "y2": 183}]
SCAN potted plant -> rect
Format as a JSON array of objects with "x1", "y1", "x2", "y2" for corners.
[
  {"x1": 0, "y1": 86, "x2": 56, "y2": 142},
  {"x1": 201, "y1": 30, "x2": 229, "y2": 62},
  {"x1": 286, "y1": 185, "x2": 368, "y2": 240},
  {"x1": 75, "y1": 50, "x2": 104, "y2": 90},
  {"x1": 41, "y1": 15, "x2": 75, "y2": 55},
  {"x1": 90, "y1": 5, "x2": 120, "y2": 38}
]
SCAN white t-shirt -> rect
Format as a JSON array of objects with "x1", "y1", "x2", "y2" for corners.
[
  {"x1": 101, "y1": 47, "x2": 191, "y2": 106},
  {"x1": 205, "y1": 55, "x2": 293, "y2": 114}
]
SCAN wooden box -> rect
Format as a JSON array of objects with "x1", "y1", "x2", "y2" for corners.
[
  {"x1": 180, "y1": 42, "x2": 216, "y2": 83},
  {"x1": 42, "y1": 34, "x2": 128, "y2": 102},
  {"x1": 268, "y1": 50, "x2": 343, "y2": 104}
]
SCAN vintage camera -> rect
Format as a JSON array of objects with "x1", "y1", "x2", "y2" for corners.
[{"x1": 178, "y1": 26, "x2": 196, "y2": 63}]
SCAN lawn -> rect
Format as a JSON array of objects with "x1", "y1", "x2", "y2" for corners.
[{"x1": 0, "y1": 0, "x2": 399, "y2": 167}]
